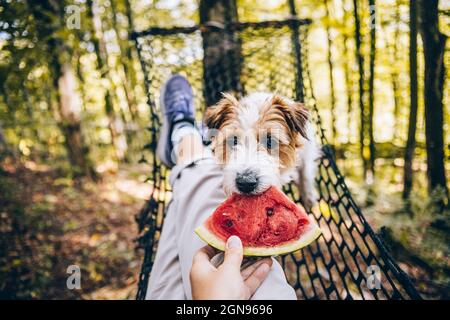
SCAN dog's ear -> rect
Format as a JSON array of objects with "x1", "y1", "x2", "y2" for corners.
[
  {"x1": 272, "y1": 95, "x2": 309, "y2": 139},
  {"x1": 204, "y1": 93, "x2": 239, "y2": 129}
]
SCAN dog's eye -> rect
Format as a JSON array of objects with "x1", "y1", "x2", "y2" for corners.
[
  {"x1": 261, "y1": 134, "x2": 278, "y2": 150},
  {"x1": 267, "y1": 134, "x2": 273, "y2": 149},
  {"x1": 226, "y1": 135, "x2": 239, "y2": 148}
]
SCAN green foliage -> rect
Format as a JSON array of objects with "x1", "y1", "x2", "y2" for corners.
[
  {"x1": 0, "y1": 0, "x2": 449, "y2": 299},
  {"x1": 1, "y1": 0, "x2": 448, "y2": 169}
]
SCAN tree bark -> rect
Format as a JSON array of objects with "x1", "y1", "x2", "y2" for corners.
[
  {"x1": 110, "y1": 0, "x2": 138, "y2": 121},
  {"x1": 23, "y1": 85, "x2": 41, "y2": 142},
  {"x1": 324, "y1": 0, "x2": 337, "y2": 144},
  {"x1": 288, "y1": 0, "x2": 305, "y2": 102},
  {"x1": 353, "y1": 0, "x2": 367, "y2": 175},
  {"x1": 0, "y1": 120, "x2": 12, "y2": 157},
  {"x1": 390, "y1": 1, "x2": 401, "y2": 142},
  {"x1": 123, "y1": 0, "x2": 139, "y2": 109},
  {"x1": 28, "y1": 0, "x2": 94, "y2": 178},
  {"x1": 418, "y1": 0, "x2": 448, "y2": 197},
  {"x1": 342, "y1": 0, "x2": 354, "y2": 143},
  {"x1": 403, "y1": 0, "x2": 419, "y2": 199},
  {"x1": 200, "y1": 0, "x2": 242, "y2": 106},
  {"x1": 87, "y1": 0, "x2": 127, "y2": 162},
  {"x1": 368, "y1": 0, "x2": 376, "y2": 176},
  {"x1": 75, "y1": 52, "x2": 88, "y2": 113},
  {"x1": 55, "y1": 61, "x2": 95, "y2": 178}
]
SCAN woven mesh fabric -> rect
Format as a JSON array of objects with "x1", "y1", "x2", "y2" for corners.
[{"x1": 132, "y1": 19, "x2": 421, "y2": 300}]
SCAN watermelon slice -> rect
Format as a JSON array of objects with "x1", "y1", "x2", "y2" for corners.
[{"x1": 195, "y1": 186, "x2": 321, "y2": 256}]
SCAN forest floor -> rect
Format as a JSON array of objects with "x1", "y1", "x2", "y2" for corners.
[
  {"x1": 0, "y1": 159, "x2": 148, "y2": 299},
  {"x1": 343, "y1": 161, "x2": 450, "y2": 299},
  {"x1": 1, "y1": 157, "x2": 448, "y2": 299}
]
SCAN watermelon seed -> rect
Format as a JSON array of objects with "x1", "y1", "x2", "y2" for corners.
[{"x1": 266, "y1": 208, "x2": 274, "y2": 216}]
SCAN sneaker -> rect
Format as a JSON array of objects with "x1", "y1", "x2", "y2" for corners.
[{"x1": 156, "y1": 74, "x2": 196, "y2": 168}]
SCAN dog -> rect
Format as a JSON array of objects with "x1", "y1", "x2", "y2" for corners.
[{"x1": 204, "y1": 92, "x2": 321, "y2": 210}]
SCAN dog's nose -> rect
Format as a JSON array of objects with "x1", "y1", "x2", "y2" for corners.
[{"x1": 236, "y1": 170, "x2": 258, "y2": 193}]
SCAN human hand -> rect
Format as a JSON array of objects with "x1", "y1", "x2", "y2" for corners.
[{"x1": 190, "y1": 235, "x2": 273, "y2": 300}]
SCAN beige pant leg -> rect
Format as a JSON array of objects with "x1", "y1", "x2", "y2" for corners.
[{"x1": 145, "y1": 197, "x2": 185, "y2": 299}]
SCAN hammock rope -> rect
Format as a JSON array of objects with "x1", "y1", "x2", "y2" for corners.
[{"x1": 131, "y1": 17, "x2": 421, "y2": 300}]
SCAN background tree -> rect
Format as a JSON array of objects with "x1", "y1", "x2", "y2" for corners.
[
  {"x1": 403, "y1": 0, "x2": 419, "y2": 200},
  {"x1": 87, "y1": 0, "x2": 128, "y2": 162},
  {"x1": 367, "y1": 0, "x2": 376, "y2": 176},
  {"x1": 28, "y1": 0, "x2": 95, "y2": 178},
  {"x1": 0, "y1": 0, "x2": 449, "y2": 300},
  {"x1": 418, "y1": 0, "x2": 448, "y2": 199},
  {"x1": 353, "y1": 0, "x2": 368, "y2": 177},
  {"x1": 199, "y1": 0, "x2": 242, "y2": 106},
  {"x1": 390, "y1": 1, "x2": 402, "y2": 142},
  {"x1": 110, "y1": 0, "x2": 138, "y2": 122},
  {"x1": 340, "y1": 0, "x2": 355, "y2": 144},
  {"x1": 324, "y1": 0, "x2": 337, "y2": 144}
]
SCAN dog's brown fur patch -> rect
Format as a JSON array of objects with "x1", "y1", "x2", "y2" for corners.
[{"x1": 204, "y1": 93, "x2": 309, "y2": 171}]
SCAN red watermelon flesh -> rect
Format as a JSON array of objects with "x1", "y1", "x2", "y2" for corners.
[{"x1": 195, "y1": 186, "x2": 321, "y2": 256}]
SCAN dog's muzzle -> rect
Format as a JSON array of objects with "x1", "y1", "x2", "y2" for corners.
[{"x1": 235, "y1": 169, "x2": 259, "y2": 193}]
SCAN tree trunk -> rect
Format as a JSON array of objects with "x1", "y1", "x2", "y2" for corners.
[
  {"x1": 87, "y1": 0, "x2": 127, "y2": 162},
  {"x1": 124, "y1": 0, "x2": 135, "y2": 33},
  {"x1": 23, "y1": 85, "x2": 41, "y2": 142},
  {"x1": 390, "y1": 1, "x2": 401, "y2": 142},
  {"x1": 418, "y1": 0, "x2": 448, "y2": 197},
  {"x1": 75, "y1": 52, "x2": 88, "y2": 112},
  {"x1": 0, "y1": 83, "x2": 12, "y2": 156},
  {"x1": 55, "y1": 62, "x2": 95, "y2": 178},
  {"x1": 403, "y1": 0, "x2": 419, "y2": 199},
  {"x1": 353, "y1": 0, "x2": 367, "y2": 175},
  {"x1": 124, "y1": 0, "x2": 139, "y2": 112},
  {"x1": 110, "y1": 0, "x2": 138, "y2": 121},
  {"x1": 324, "y1": 0, "x2": 337, "y2": 145},
  {"x1": 367, "y1": 0, "x2": 376, "y2": 176},
  {"x1": 0, "y1": 120, "x2": 12, "y2": 157},
  {"x1": 28, "y1": 0, "x2": 94, "y2": 178},
  {"x1": 288, "y1": 0, "x2": 305, "y2": 102},
  {"x1": 342, "y1": 1, "x2": 354, "y2": 143},
  {"x1": 200, "y1": 0, "x2": 242, "y2": 106}
]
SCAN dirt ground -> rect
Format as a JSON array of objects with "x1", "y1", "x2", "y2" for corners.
[
  {"x1": 0, "y1": 160, "x2": 148, "y2": 299},
  {"x1": 1, "y1": 158, "x2": 447, "y2": 299}
]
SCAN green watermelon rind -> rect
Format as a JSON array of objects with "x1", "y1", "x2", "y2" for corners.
[{"x1": 194, "y1": 219, "x2": 322, "y2": 257}]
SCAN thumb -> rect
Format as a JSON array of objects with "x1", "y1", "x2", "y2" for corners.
[{"x1": 222, "y1": 235, "x2": 243, "y2": 271}]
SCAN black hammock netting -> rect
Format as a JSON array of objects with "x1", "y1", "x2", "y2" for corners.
[{"x1": 131, "y1": 17, "x2": 421, "y2": 300}]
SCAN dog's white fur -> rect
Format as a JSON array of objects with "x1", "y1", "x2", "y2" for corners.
[{"x1": 207, "y1": 92, "x2": 321, "y2": 209}]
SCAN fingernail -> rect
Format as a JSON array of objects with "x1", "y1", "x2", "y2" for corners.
[{"x1": 227, "y1": 235, "x2": 241, "y2": 249}]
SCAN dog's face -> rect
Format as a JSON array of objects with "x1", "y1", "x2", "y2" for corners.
[{"x1": 204, "y1": 92, "x2": 309, "y2": 195}]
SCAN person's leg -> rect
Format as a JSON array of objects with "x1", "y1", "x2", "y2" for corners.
[
  {"x1": 146, "y1": 75, "x2": 210, "y2": 299},
  {"x1": 147, "y1": 74, "x2": 296, "y2": 300},
  {"x1": 176, "y1": 133, "x2": 208, "y2": 164},
  {"x1": 145, "y1": 199, "x2": 185, "y2": 299},
  {"x1": 146, "y1": 75, "x2": 199, "y2": 299}
]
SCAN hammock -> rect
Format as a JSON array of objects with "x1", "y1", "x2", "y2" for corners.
[{"x1": 131, "y1": 17, "x2": 421, "y2": 300}]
